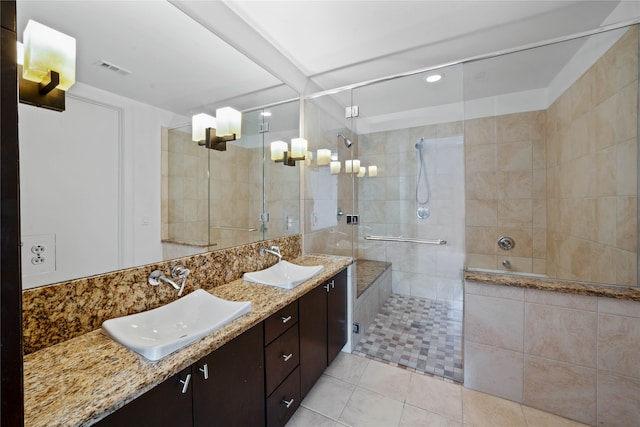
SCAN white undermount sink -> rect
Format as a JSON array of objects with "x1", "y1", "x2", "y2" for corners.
[
  {"x1": 243, "y1": 260, "x2": 324, "y2": 290},
  {"x1": 102, "y1": 289, "x2": 252, "y2": 361}
]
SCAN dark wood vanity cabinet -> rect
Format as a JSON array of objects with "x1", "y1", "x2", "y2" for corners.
[
  {"x1": 94, "y1": 268, "x2": 348, "y2": 427},
  {"x1": 94, "y1": 323, "x2": 265, "y2": 427},
  {"x1": 192, "y1": 323, "x2": 265, "y2": 427},
  {"x1": 299, "y1": 269, "x2": 348, "y2": 399},
  {"x1": 264, "y1": 300, "x2": 301, "y2": 427},
  {"x1": 93, "y1": 365, "x2": 194, "y2": 427}
]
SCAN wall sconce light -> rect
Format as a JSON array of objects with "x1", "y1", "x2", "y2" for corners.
[
  {"x1": 191, "y1": 107, "x2": 242, "y2": 151},
  {"x1": 357, "y1": 166, "x2": 366, "y2": 178},
  {"x1": 345, "y1": 159, "x2": 360, "y2": 174},
  {"x1": 271, "y1": 138, "x2": 308, "y2": 166},
  {"x1": 330, "y1": 161, "x2": 341, "y2": 174},
  {"x1": 330, "y1": 152, "x2": 341, "y2": 174},
  {"x1": 368, "y1": 165, "x2": 378, "y2": 177},
  {"x1": 317, "y1": 149, "x2": 331, "y2": 166},
  {"x1": 18, "y1": 20, "x2": 76, "y2": 112}
]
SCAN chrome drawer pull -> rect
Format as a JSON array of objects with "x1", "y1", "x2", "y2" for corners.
[
  {"x1": 282, "y1": 398, "x2": 294, "y2": 408},
  {"x1": 330, "y1": 279, "x2": 335, "y2": 289},
  {"x1": 323, "y1": 284, "x2": 330, "y2": 292},
  {"x1": 199, "y1": 363, "x2": 209, "y2": 380},
  {"x1": 179, "y1": 373, "x2": 191, "y2": 394},
  {"x1": 281, "y1": 315, "x2": 292, "y2": 324},
  {"x1": 282, "y1": 353, "x2": 293, "y2": 362}
]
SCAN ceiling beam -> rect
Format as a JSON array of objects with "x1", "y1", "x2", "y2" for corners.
[{"x1": 169, "y1": 1, "x2": 321, "y2": 96}]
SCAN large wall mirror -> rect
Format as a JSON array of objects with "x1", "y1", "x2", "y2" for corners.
[{"x1": 17, "y1": 1, "x2": 299, "y2": 289}]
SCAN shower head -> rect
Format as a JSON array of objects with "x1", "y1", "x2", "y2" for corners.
[
  {"x1": 337, "y1": 133, "x2": 353, "y2": 148},
  {"x1": 415, "y1": 137, "x2": 425, "y2": 149}
]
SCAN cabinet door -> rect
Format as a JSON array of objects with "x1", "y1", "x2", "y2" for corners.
[
  {"x1": 327, "y1": 269, "x2": 348, "y2": 365},
  {"x1": 298, "y1": 283, "x2": 328, "y2": 399},
  {"x1": 93, "y1": 367, "x2": 193, "y2": 427},
  {"x1": 192, "y1": 323, "x2": 265, "y2": 427}
]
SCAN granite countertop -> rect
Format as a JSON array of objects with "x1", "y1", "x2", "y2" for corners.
[
  {"x1": 23, "y1": 255, "x2": 352, "y2": 427},
  {"x1": 464, "y1": 269, "x2": 640, "y2": 301}
]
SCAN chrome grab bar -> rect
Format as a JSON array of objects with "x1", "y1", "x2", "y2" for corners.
[
  {"x1": 211, "y1": 225, "x2": 258, "y2": 232},
  {"x1": 364, "y1": 235, "x2": 447, "y2": 245}
]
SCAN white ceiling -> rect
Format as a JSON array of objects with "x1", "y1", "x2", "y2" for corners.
[{"x1": 15, "y1": 1, "x2": 640, "y2": 117}]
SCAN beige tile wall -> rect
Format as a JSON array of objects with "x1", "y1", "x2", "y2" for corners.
[
  {"x1": 464, "y1": 281, "x2": 640, "y2": 426},
  {"x1": 465, "y1": 111, "x2": 546, "y2": 274},
  {"x1": 546, "y1": 26, "x2": 638, "y2": 285},
  {"x1": 466, "y1": 26, "x2": 638, "y2": 287},
  {"x1": 163, "y1": 129, "x2": 261, "y2": 251}
]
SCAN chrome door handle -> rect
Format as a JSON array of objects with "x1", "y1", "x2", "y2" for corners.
[
  {"x1": 179, "y1": 373, "x2": 191, "y2": 394},
  {"x1": 281, "y1": 315, "x2": 292, "y2": 324},
  {"x1": 282, "y1": 398, "x2": 294, "y2": 408},
  {"x1": 199, "y1": 363, "x2": 209, "y2": 380},
  {"x1": 282, "y1": 353, "x2": 293, "y2": 362}
]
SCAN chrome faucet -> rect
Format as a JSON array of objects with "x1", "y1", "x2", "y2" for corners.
[
  {"x1": 148, "y1": 265, "x2": 190, "y2": 296},
  {"x1": 259, "y1": 245, "x2": 282, "y2": 262}
]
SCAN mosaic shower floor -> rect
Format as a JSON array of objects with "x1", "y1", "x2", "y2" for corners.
[{"x1": 354, "y1": 293, "x2": 464, "y2": 383}]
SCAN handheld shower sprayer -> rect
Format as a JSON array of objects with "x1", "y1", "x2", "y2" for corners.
[
  {"x1": 337, "y1": 133, "x2": 353, "y2": 148},
  {"x1": 415, "y1": 137, "x2": 431, "y2": 219}
]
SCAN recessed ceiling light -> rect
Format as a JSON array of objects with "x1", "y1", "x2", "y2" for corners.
[{"x1": 425, "y1": 73, "x2": 443, "y2": 83}]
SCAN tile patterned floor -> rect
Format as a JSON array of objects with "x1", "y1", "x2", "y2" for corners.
[
  {"x1": 353, "y1": 294, "x2": 463, "y2": 382},
  {"x1": 286, "y1": 352, "x2": 590, "y2": 427}
]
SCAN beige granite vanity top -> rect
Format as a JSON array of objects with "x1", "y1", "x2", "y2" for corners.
[
  {"x1": 464, "y1": 270, "x2": 640, "y2": 301},
  {"x1": 23, "y1": 255, "x2": 352, "y2": 427}
]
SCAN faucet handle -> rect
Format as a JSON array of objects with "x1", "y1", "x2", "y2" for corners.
[
  {"x1": 171, "y1": 265, "x2": 190, "y2": 296},
  {"x1": 269, "y1": 245, "x2": 281, "y2": 253},
  {"x1": 171, "y1": 265, "x2": 190, "y2": 279}
]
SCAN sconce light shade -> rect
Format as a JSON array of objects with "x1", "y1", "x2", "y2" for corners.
[
  {"x1": 215, "y1": 107, "x2": 242, "y2": 138},
  {"x1": 23, "y1": 20, "x2": 76, "y2": 91},
  {"x1": 192, "y1": 113, "x2": 217, "y2": 142},
  {"x1": 345, "y1": 159, "x2": 361, "y2": 174},
  {"x1": 271, "y1": 141, "x2": 288, "y2": 161},
  {"x1": 317, "y1": 149, "x2": 331, "y2": 166},
  {"x1": 330, "y1": 161, "x2": 341, "y2": 174},
  {"x1": 291, "y1": 138, "x2": 308, "y2": 159},
  {"x1": 357, "y1": 167, "x2": 366, "y2": 177},
  {"x1": 368, "y1": 165, "x2": 378, "y2": 177}
]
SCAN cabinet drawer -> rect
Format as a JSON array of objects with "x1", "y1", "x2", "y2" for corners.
[
  {"x1": 265, "y1": 324, "x2": 299, "y2": 396},
  {"x1": 264, "y1": 300, "x2": 298, "y2": 345},
  {"x1": 266, "y1": 367, "x2": 301, "y2": 427}
]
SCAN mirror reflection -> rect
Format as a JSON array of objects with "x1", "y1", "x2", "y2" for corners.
[
  {"x1": 17, "y1": 1, "x2": 299, "y2": 288},
  {"x1": 162, "y1": 100, "x2": 301, "y2": 259}
]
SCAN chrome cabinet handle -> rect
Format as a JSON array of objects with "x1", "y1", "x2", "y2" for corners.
[
  {"x1": 281, "y1": 315, "x2": 292, "y2": 324},
  {"x1": 282, "y1": 353, "x2": 293, "y2": 362},
  {"x1": 330, "y1": 279, "x2": 335, "y2": 289},
  {"x1": 282, "y1": 398, "x2": 294, "y2": 408},
  {"x1": 179, "y1": 373, "x2": 191, "y2": 394},
  {"x1": 323, "y1": 284, "x2": 330, "y2": 292},
  {"x1": 199, "y1": 363, "x2": 209, "y2": 380}
]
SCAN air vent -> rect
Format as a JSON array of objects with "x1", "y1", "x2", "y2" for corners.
[{"x1": 95, "y1": 60, "x2": 131, "y2": 76}]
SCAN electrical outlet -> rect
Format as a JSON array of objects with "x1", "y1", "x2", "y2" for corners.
[
  {"x1": 346, "y1": 215, "x2": 359, "y2": 225},
  {"x1": 353, "y1": 323, "x2": 361, "y2": 334},
  {"x1": 22, "y1": 234, "x2": 56, "y2": 276}
]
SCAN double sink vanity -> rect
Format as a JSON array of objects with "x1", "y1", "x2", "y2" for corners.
[{"x1": 23, "y1": 253, "x2": 351, "y2": 427}]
